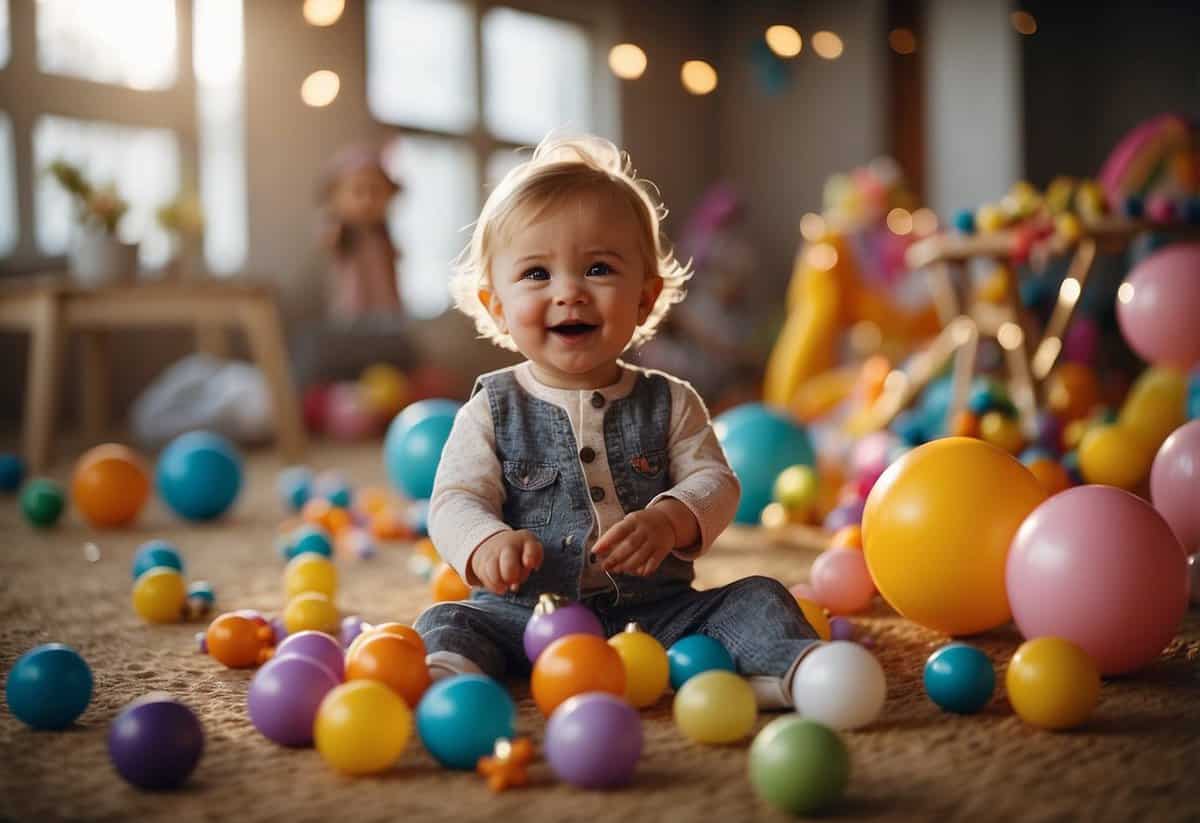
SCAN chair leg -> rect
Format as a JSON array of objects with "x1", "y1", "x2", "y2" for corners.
[
  {"x1": 81, "y1": 330, "x2": 112, "y2": 444},
  {"x1": 239, "y1": 297, "x2": 306, "y2": 460},
  {"x1": 24, "y1": 293, "x2": 65, "y2": 473}
]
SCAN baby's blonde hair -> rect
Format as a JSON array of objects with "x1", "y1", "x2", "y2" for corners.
[{"x1": 450, "y1": 134, "x2": 691, "y2": 352}]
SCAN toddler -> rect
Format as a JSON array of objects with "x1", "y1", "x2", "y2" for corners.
[{"x1": 415, "y1": 135, "x2": 819, "y2": 708}]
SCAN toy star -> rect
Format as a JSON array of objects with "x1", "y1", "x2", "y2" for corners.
[{"x1": 477, "y1": 737, "x2": 535, "y2": 792}]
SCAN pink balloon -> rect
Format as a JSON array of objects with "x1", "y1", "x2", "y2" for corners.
[
  {"x1": 1116, "y1": 243, "x2": 1200, "y2": 369},
  {"x1": 851, "y1": 432, "x2": 897, "y2": 478},
  {"x1": 1189, "y1": 554, "x2": 1200, "y2": 606},
  {"x1": 811, "y1": 548, "x2": 876, "y2": 615},
  {"x1": 1151, "y1": 420, "x2": 1200, "y2": 553},
  {"x1": 1007, "y1": 485, "x2": 1187, "y2": 676}
]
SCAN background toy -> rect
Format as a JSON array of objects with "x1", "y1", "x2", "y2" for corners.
[
  {"x1": 315, "y1": 680, "x2": 411, "y2": 775},
  {"x1": 282, "y1": 525, "x2": 334, "y2": 561},
  {"x1": 5, "y1": 643, "x2": 93, "y2": 730},
  {"x1": 790, "y1": 642, "x2": 886, "y2": 730},
  {"x1": 545, "y1": 693, "x2": 642, "y2": 789},
  {"x1": 431, "y1": 563, "x2": 470, "y2": 602},
  {"x1": 477, "y1": 737, "x2": 534, "y2": 792},
  {"x1": 346, "y1": 621, "x2": 425, "y2": 659},
  {"x1": 607, "y1": 623, "x2": 669, "y2": 708},
  {"x1": 284, "y1": 553, "x2": 338, "y2": 599},
  {"x1": 415, "y1": 675, "x2": 516, "y2": 770},
  {"x1": 132, "y1": 567, "x2": 187, "y2": 623},
  {"x1": 1005, "y1": 637, "x2": 1100, "y2": 730},
  {"x1": 1115, "y1": 244, "x2": 1200, "y2": 369},
  {"x1": 1150, "y1": 420, "x2": 1200, "y2": 552},
  {"x1": 283, "y1": 592, "x2": 340, "y2": 635},
  {"x1": 383, "y1": 399, "x2": 461, "y2": 500},
  {"x1": 523, "y1": 594, "x2": 604, "y2": 664},
  {"x1": 923, "y1": 643, "x2": 995, "y2": 714},
  {"x1": 0, "y1": 452, "x2": 24, "y2": 492},
  {"x1": 108, "y1": 696, "x2": 204, "y2": 789},
  {"x1": 132, "y1": 539, "x2": 184, "y2": 579},
  {"x1": 19, "y1": 478, "x2": 66, "y2": 528},
  {"x1": 809, "y1": 548, "x2": 875, "y2": 614},
  {"x1": 532, "y1": 634, "x2": 626, "y2": 717},
  {"x1": 277, "y1": 465, "x2": 313, "y2": 512},
  {"x1": 345, "y1": 633, "x2": 431, "y2": 707},
  {"x1": 340, "y1": 615, "x2": 367, "y2": 648},
  {"x1": 248, "y1": 653, "x2": 340, "y2": 746},
  {"x1": 712, "y1": 403, "x2": 815, "y2": 524},
  {"x1": 185, "y1": 581, "x2": 215, "y2": 620},
  {"x1": 749, "y1": 717, "x2": 850, "y2": 815},
  {"x1": 156, "y1": 431, "x2": 243, "y2": 521},
  {"x1": 275, "y1": 630, "x2": 345, "y2": 680},
  {"x1": 673, "y1": 670, "x2": 757, "y2": 744},
  {"x1": 793, "y1": 597, "x2": 832, "y2": 641},
  {"x1": 206, "y1": 612, "x2": 274, "y2": 668},
  {"x1": 71, "y1": 443, "x2": 150, "y2": 528},
  {"x1": 666, "y1": 634, "x2": 735, "y2": 690}
]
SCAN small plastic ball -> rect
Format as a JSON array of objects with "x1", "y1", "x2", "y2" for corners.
[
  {"x1": 108, "y1": 696, "x2": 204, "y2": 789},
  {"x1": 340, "y1": 615, "x2": 367, "y2": 648},
  {"x1": 71, "y1": 444, "x2": 150, "y2": 528},
  {"x1": 975, "y1": 203, "x2": 1005, "y2": 233},
  {"x1": 284, "y1": 553, "x2": 337, "y2": 599},
  {"x1": 608, "y1": 624, "x2": 669, "y2": 708},
  {"x1": 1034, "y1": 410, "x2": 1064, "y2": 454},
  {"x1": 1006, "y1": 637, "x2": 1100, "y2": 730},
  {"x1": 532, "y1": 634, "x2": 626, "y2": 717},
  {"x1": 714, "y1": 403, "x2": 816, "y2": 524},
  {"x1": 523, "y1": 595, "x2": 604, "y2": 664},
  {"x1": 315, "y1": 471, "x2": 353, "y2": 508},
  {"x1": 283, "y1": 525, "x2": 333, "y2": 561},
  {"x1": 283, "y1": 592, "x2": 339, "y2": 635},
  {"x1": 431, "y1": 563, "x2": 470, "y2": 602},
  {"x1": 277, "y1": 465, "x2": 312, "y2": 512},
  {"x1": 810, "y1": 548, "x2": 876, "y2": 615},
  {"x1": 156, "y1": 431, "x2": 243, "y2": 522},
  {"x1": 952, "y1": 208, "x2": 976, "y2": 235},
  {"x1": 347, "y1": 622, "x2": 426, "y2": 660},
  {"x1": 415, "y1": 674, "x2": 515, "y2": 770},
  {"x1": 131, "y1": 540, "x2": 184, "y2": 580},
  {"x1": 185, "y1": 580, "x2": 215, "y2": 620},
  {"x1": 315, "y1": 680, "x2": 412, "y2": 775},
  {"x1": 1046, "y1": 363, "x2": 1101, "y2": 422},
  {"x1": 545, "y1": 693, "x2": 642, "y2": 789},
  {"x1": 828, "y1": 616, "x2": 855, "y2": 641},
  {"x1": 360, "y1": 363, "x2": 409, "y2": 417},
  {"x1": 923, "y1": 643, "x2": 995, "y2": 714},
  {"x1": 794, "y1": 597, "x2": 832, "y2": 641},
  {"x1": 979, "y1": 411, "x2": 1025, "y2": 454},
  {"x1": 667, "y1": 634, "x2": 735, "y2": 691},
  {"x1": 383, "y1": 399, "x2": 462, "y2": 500},
  {"x1": 829, "y1": 525, "x2": 862, "y2": 550},
  {"x1": 773, "y1": 465, "x2": 819, "y2": 512},
  {"x1": 1151, "y1": 420, "x2": 1200, "y2": 551},
  {"x1": 249, "y1": 653, "x2": 339, "y2": 746},
  {"x1": 346, "y1": 633, "x2": 431, "y2": 708},
  {"x1": 6, "y1": 643, "x2": 93, "y2": 729},
  {"x1": 0, "y1": 452, "x2": 25, "y2": 492},
  {"x1": 20, "y1": 478, "x2": 66, "y2": 528},
  {"x1": 823, "y1": 498, "x2": 865, "y2": 532},
  {"x1": 1078, "y1": 423, "x2": 1154, "y2": 489},
  {"x1": 948, "y1": 410, "x2": 979, "y2": 438},
  {"x1": 749, "y1": 717, "x2": 850, "y2": 815},
  {"x1": 275, "y1": 630, "x2": 345, "y2": 680},
  {"x1": 791, "y1": 642, "x2": 887, "y2": 730},
  {"x1": 270, "y1": 616, "x2": 288, "y2": 645},
  {"x1": 1025, "y1": 458, "x2": 1071, "y2": 495},
  {"x1": 132, "y1": 567, "x2": 187, "y2": 624},
  {"x1": 206, "y1": 612, "x2": 274, "y2": 668},
  {"x1": 1055, "y1": 212, "x2": 1082, "y2": 243},
  {"x1": 673, "y1": 670, "x2": 757, "y2": 744}
]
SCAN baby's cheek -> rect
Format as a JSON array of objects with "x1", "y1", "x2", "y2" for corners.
[{"x1": 510, "y1": 300, "x2": 547, "y2": 330}]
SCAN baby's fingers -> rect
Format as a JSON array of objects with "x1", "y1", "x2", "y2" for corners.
[
  {"x1": 521, "y1": 537, "x2": 543, "y2": 572},
  {"x1": 499, "y1": 547, "x2": 524, "y2": 588},
  {"x1": 593, "y1": 519, "x2": 636, "y2": 556}
]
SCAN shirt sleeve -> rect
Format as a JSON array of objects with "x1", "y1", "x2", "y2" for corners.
[
  {"x1": 649, "y1": 378, "x2": 741, "y2": 559},
  {"x1": 426, "y1": 391, "x2": 510, "y2": 584}
]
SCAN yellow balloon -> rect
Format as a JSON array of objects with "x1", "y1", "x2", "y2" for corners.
[
  {"x1": 673, "y1": 670, "x2": 758, "y2": 744},
  {"x1": 315, "y1": 680, "x2": 412, "y2": 774},
  {"x1": 773, "y1": 465, "x2": 820, "y2": 512},
  {"x1": 284, "y1": 553, "x2": 338, "y2": 599},
  {"x1": 1119, "y1": 367, "x2": 1186, "y2": 450},
  {"x1": 284, "y1": 591, "x2": 340, "y2": 634},
  {"x1": 862, "y1": 438, "x2": 1047, "y2": 635},
  {"x1": 794, "y1": 597, "x2": 832, "y2": 641},
  {"x1": 132, "y1": 567, "x2": 187, "y2": 623},
  {"x1": 1006, "y1": 637, "x2": 1099, "y2": 730},
  {"x1": 608, "y1": 624, "x2": 669, "y2": 709},
  {"x1": 979, "y1": 412, "x2": 1025, "y2": 454},
  {"x1": 360, "y1": 364, "x2": 409, "y2": 417},
  {"x1": 1078, "y1": 424, "x2": 1154, "y2": 489}
]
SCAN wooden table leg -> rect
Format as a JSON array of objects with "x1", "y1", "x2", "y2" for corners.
[
  {"x1": 24, "y1": 293, "x2": 65, "y2": 473},
  {"x1": 195, "y1": 323, "x2": 231, "y2": 359},
  {"x1": 81, "y1": 330, "x2": 112, "y2": 443},
  {"x1": 239, "y1": 296, "x2": 305, "y2": 460}
]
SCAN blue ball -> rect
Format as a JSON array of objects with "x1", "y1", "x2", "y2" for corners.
[
  {"x1": 384, "y1": 400, "x2": 462, "y2": 500},
  {"x1": 283, "y1": 526, "x2": 333, "y2": 561},
  {"x1": 277, "y1": 466, "x2": 312, "y2": 512},
  {"x1": 952, "y1": 209, "x2": 976, "y2": 235},
  {"x1": 667, "y1": 634, "x2": 735, "y2": 691},
  {"x1": 923, "y1": 643, "x2": 995, "y2": 714},
  {"x1": 156, "y1": 431, "x2": 243, "y2": 521},
  {"x1": 132, "y1": 540, "x2": 184, "y2": 580},
  {"x1": 713, "y1": 404, "x2": 815, "y2": 525},
  {"x1": 6, "y1": 643, "x2": 93, "y2": 729},
  {"x1": 416, "y1": 674, "x2": 515, "y2": 770},
  {"x1": 1019, "y1": 447, "x2": 1054, "y2": 466},
  {"x1": 1061, "y1": 450, "x2": 1083, "y2": 485},
  {"x1": 891, "y1": 410, "x2": 926, "y2": 446},
  {"x1": 325, "y1": 485, "x2": 352, "y2": 508},
  {"x1": 0, "y1": 452, "x2": 24, "y2": 493}
]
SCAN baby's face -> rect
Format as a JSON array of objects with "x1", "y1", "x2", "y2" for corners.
[{"x1": 487, "y1": 189, "x2": 662, "y2": 389}]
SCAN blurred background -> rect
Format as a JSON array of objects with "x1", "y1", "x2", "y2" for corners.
[{"x1": 0, "y1": 0, "x2": 1196, "y2": 441}]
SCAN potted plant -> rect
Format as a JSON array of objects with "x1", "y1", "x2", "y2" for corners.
[
  {"x1": 47, "y1": 160, "x2": 137, "y2": 287},
  {"x1": 156, "y1": 189, "x2": 206, "y2": 279}
]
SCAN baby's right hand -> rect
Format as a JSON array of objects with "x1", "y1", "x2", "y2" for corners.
[{"x1": 469, "y1": 530, "x2": 544, "y2": 595}]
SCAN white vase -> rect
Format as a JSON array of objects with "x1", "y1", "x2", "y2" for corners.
[{"x1": 67, "y1": 223, "x2": 138, "y2": 287}]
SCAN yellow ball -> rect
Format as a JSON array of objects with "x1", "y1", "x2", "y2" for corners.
[
  {"x1": 1006, "y1": 637, "x2": 1099, "y2": 730},
  {"x1": 284, "y1": 591, "x2": 340, "y2": 634},
  {"x1": 794, "y1": 597, "x2": 832, "y2": 641},
  {"x1": 1055, "y1": 213, "x2": 1082, "y2": 243},
  {"x1": 132, "y1": 567, "x2": 187, "y2": 623},
  {"x1": 979, "y1": 411, "x2": 1025, "y2": 454},
  {"x1": 284, "y1": 553, "x2": 338, "y2": 599},
  {"x1": 773, "y1": 465, "x2": 819, "y2": 512},
  {"x1": 862, "y1": 438, "x2": 1047, "y2": 635},
  {"x1": 673, "y1": 670, "x2": 758, "y2": 744},
  {"x1": 1078, "y1": 424, "x2": 1154, "y2": 489},
  {"x1": 1119, "y1": 367, "x2": 1187, "y2": 450},
  {"x1": 975, "y1": 204, "x2": 1005, "y2": 234},
  {"x1": 359, "y1": 364, "x2": 409, "y2": 417},
  {"x1": 315, "y1": 680, "x2": 412, "y2": 774},
  {"x1": 608, "y1": 625, "x2": 670, "y2": 709}
]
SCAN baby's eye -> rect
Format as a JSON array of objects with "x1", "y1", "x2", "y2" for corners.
[
  {"x1": 586, "y1": 262, "x2": 613, "y2": 277},
  {"x1": 522, "y1": 267, "x2": 549, "y2": 281}
]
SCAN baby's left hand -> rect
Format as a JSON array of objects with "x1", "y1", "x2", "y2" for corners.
[{"x1": 592, "y1": 507, "x2": 677, "y2": 577}]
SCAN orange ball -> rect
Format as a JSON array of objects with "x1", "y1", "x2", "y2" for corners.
[
  {"x1": 325, "y1": 507, "x2": 353, "y2": 536},
  {"x1": 354, "y1": 486, "x2": 391, "y2": 517},
  {"x1": 829, "y1": 525, "x2": 862, "y2": 550},
  {"x1": 531, "y1": 634, "x2": 626, "y2": 717},
  {"x1": 948, "y1": 410, "x2": 980, "y2": 438},
  {"x1": 345, "y1": 633, "x2": 431, "y2": 707},
  {"x1": 431, "y1": 563, "x2": 470, "y2": 602},
  {"x1": 369, "y1": 506, "x2": 411, "y2": 540},
  {"x1": 206, "y1": 612, "x2": 273, "y2": 668},
  {"x1": 347, "y1": 621, "x2": 426, "y2": 660},
  {"x1": 301, "y1": 498, "x2": 333, "y2": 527},
  {"x1": 70, "y1": 444, "x2": 150, "y2": 528},
  {"x1": 1027, "y1": 458, "x2": 1071, "y2": 496},
  {"x1": 1047, "y1": 363, "x2": 1101, "y2": 422}
]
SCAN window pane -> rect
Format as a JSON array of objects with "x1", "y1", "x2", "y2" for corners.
[
  {"x1": 37, "y1": 0, "x2": 177, "y2": 90},
  {"x1": 483, "y1": 8, "x2": 592, "y2": 145},
  {"x1": 34, "y1": 115, "x2": 180, "y2": 267},
  {"x1": 383, "y1": 136, "x2": 478, "y2": 318},
  {"x1": 0, "y1": 0, "x2": 10, "y2": 69},
  {"x1": 486, "y1": 147, "x2": 526, "y2": 192},
  {"x1": 0, "y1": 112, "x2": 16, "y2": 256},
  {"x1": 368, "y1": 0, "x2": 476, "y2": 133}
]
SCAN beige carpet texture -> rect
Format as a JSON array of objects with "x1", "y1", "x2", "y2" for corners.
[{"x1": 2, "y1": 442, "x2": 1198, "y2": 823}]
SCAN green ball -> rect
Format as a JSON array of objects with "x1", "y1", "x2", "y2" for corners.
[
  {"x1": 749, "y1": 716, "x2": 850, "y2": 815},
  {"x1": 20, "y1": 478, "x2": 66, "y2": 528}
]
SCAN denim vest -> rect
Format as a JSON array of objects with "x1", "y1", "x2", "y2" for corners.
[{"x1": 474, "y1": 366, "x2": 695, "y2": 607}]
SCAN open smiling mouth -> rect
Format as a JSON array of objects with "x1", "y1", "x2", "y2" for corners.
[{"x1": 548, "y1": 322, "x2": 599, "y2": 338}]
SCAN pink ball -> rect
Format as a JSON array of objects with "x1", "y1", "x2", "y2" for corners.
[
  {"x1": 1189, "y1": 554, "x2": 1200, "y2": 606},
  {"x1": 325, "y1": 383, "x2": 378, "y2": 441},
  {"x1": 1150, "y1": 420, "x2": 1200, "y2": 553},
  {"x1": 1007, "y1": 485, "x2": 1187, "y2": 675},
  {"x1": 789, "y1": 582, "x2": 816, "y2": 601},
  {"x1": 851, "y1": 432, "x2": 897, "y2": 478},
  {"x1": 810, "y1": 548, "x2": 876, "y2": 615},
  {"x1": 1116, "y1": 244, "x2": 1200, "y2": 369}
]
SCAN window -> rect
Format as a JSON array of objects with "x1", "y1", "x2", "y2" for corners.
[
  {"x1": 0, "y1": 112, "x2": 16, "y2": 256},
  {"x1": 0, "y1": 0, "x2": 10, "y2": 70},
  {"x1": 36, "y1": 0, "x2": 177, "y2": 90},
  {"x1": 368, "y1": 0, "x2": 601, "y2": 318}
]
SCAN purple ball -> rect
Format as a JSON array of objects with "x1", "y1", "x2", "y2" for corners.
[
  {"x1": 247, "y1": 654, "x2": 339, "y2": 746},
  {"x1": 545, "y1": 693, "x2": 642, "y2": 789},
  {"x1": 340, "y1": 615, "x2": 366, "y2": 648},
  {"x1": 275, "y1": 630, "x2": 344, "y2": 680},
  {"x1": 828, "y1": 617, "x2": 856, "y2": 641},
  {"x1": 108, "y1": 696, "x2": 204, "y2": 789},
  {"x1": 1034, "y1": 411, "x2": 1064, "y2": 455},
  {"x1": 523, "y1": 599, "x2": 604, "y2": 663},
  {"x1": 823, "y1": 499, "x2": 865, "y2": 532},
  {"x1": 270, "y1": 616, "x2": 288, "y2": 645}
]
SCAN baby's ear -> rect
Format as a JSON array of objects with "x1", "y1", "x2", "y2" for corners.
[
  {"x1": 637, "y1": 275, "x2": 665, "y2": 324},
  {"x1": 479, "y1": 288, "x2": 508, "y2": 332}
]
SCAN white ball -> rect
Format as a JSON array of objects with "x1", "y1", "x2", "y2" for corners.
[{"x1": 791, "y1": 641, "x2": 886, "y2": 730}]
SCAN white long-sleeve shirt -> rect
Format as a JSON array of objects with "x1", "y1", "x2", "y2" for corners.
[{"x1": 427, "y1": 360, "x2": 741, "y2": 590}]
